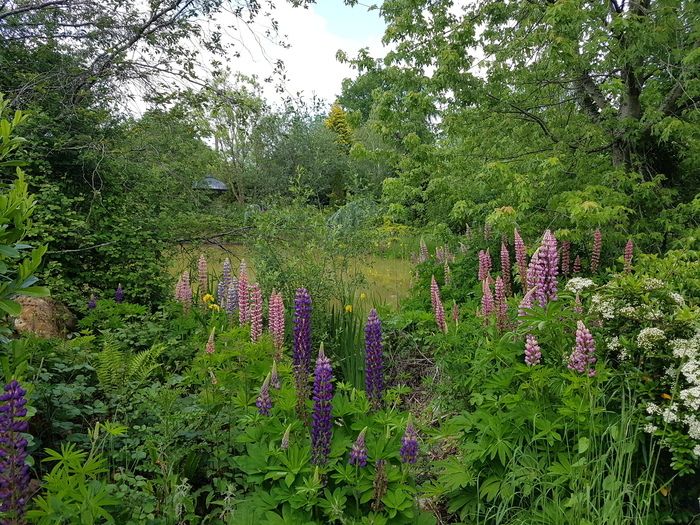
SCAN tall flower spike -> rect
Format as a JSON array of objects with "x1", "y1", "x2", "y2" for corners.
[
  {"x1": 524, "y1": 334, "x2": 542, "y2": 366},
  {"x1": 0, "y1": 380, "x2": 31, "y2": 521},
  {"x1": 293, "y1": 288, "x2": 313, "y2": 420},
  {"x1": 527, "y1": 249, "x2": 543, "y2": 304},
  {"x1": 365, "y1": 309, "x2": 384, "y2": 410},
  {"x1": 349, "y1": 427, "x2": 368, "y2": 467},
  {"x1": 591, "y1": 229, "x2": 602, "y2": 273},
  {"x1": 514, "y1": 228, "x2": 528, "y2": 290},
  {"x1": 574, "y1": 293, "x2": 583, "y2": 314},
  {"x1": 443, "y1": 260, "x2": 452, "y2": 286},
  {"x1": 249, "y1": 283, "x2": 263, "y2": 343},
  {"x1": 256, "y1": 373, "x2": 272, "y2": 416},
  {"x1": 536, "y1": 229, "x2": 559, "y2": 306},
  {"x1": 175, "y1": 271, "x2": 192, "y2": 312},
  {"x1": 573, "y1": 255, "x2": 582, "y2": 274},
  {"x1": 494, "y1": 276, "x2": 508, "y2": 332},
  {"x1": 269, "y1": 291, "x2": 285, "y2": 358},
  {"x1": 271, "y1": 360, "x2": 281, "y2": 390},
  {"x1": 216, "y1": 280, "x2": 226, "y2": 308},
  {"x1": 238, "y1": 260, "x2": 250, "y2": 324},
  {"x1": 400, "y1": 419, "x2": 419, "y2": 464},
  {"x1": 115, "y1": 283, "x2": 124, "y2": 303},
  {"x1": 500, "y1": 242, "x2": 511, "y2": 296},
  {"x1": 518, "y1": 288, "x2": 535, "y2": 319},
  {"x1": 568, "y1": 321, "x2": 597, "y2": 377},
  {"x1": 197, "y1": 254, "x2": 208, "y2": 296},
  {"x1": 280, "y1": 424, "x2": 291, "y2": 450},
  {"x1": 481, "y1": 279, "x2": 494, "y2": 320},
  {"x1": 478, "y1": 250, "x2": 492, "y2": 282},
  {"x1": 430, "y1": 276, "x2": 447, "y2": 333},
  {"x1": 311, "y1": 344, "x2": 334, "y2": 466},
  {"x1": 222, "y1": 258, "x2": 232, "y2": 290},
  {"x1": 483, "y1": 222, "x2": 492, "y2": 241},
  {"x1": 419, "y1": 239, "x2": 429, "y2": 263},
  {"x1": 561, "y1": 241, "x2": 571, "y2": 276},
  {"x1": 205, "y1": 328, "x2": 216, "y2": 354},
  {"x1": 87, "y1": 294, "x2": 97, "y2": 310},
  {"x1": 451, "y1": 301, "x2": 459, "y2": 325},
  {"x1": 624, "y1": 239, "x2": 633, "y2": 273},
  {"x1": 226, "y1": 277, "x2": 238, "y2": 316}
]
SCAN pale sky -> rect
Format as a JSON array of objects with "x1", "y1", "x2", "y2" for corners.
[{"x1": 214, "y1": 1, "x2": 387, "y2": 106}]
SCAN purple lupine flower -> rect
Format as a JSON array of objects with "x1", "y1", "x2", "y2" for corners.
[
  {"x1": 573, "y1": 255, "x2": 582, "y2": 274},
  {"x1": 478, "y1": 250, "x2": 492, "y2": 282},
  {"x1": 238, "y1": 261, "x2": 249, "y2": 324},
  {"x1": 87, "y1": 294, "x2": 97, "y2": 310},
  {"x1": 175, "y1": 271, "x2": 192, "y2": 311},
  {"x1": 271, "y1": 360, "x2": 281, "y2": 390},
  {"x1": 249, "y1": 283, "x2": 263, "y2": 343},
  {"x1": 222, "y1": 258, "x2": 232, "y2": 289},
  {"x1": 349, "y1": 428, "x2": 368, "y2": 467},
  {"x1": 430, "y1": 276, "x2": 447, "y2": 333},
  {"x1": 561, "y1": 241, "x2": 571, "y2": 276},
  {"x1": 481, "y1": 278, "x2": 494, "y2": 319},
  {"x1": 256, "y1": 373, "x2": 272, "y2": 416},
  {"x1": 418, "y1": 239, "x2": 429, "y2": 263},
  {"x1": 500, "y1": 242, "x2": 511, "y2": 296},
  {"x1": 269, "y1": 291, "x2": 285, "y2": 358},
  {"x1": 514, "y1": 228, "x2": 528, "y2": 289},
  {"x1": 591, "y1": 229, "x2": 602, "y2": 273},
  {"x1": 216, "y1": 280, "x2": 226, "y2": 308},
  {"x1": 494, "y1": 276, "x2": 508, "y2": 332},
  {"x1": 311, "y1": 345, "x2": 334, "y2": 466},
  {"x1": 226, "y1": 277, "x2": 238, "y2": 316},
  {"x1": 281, "y1": 424, "x2": 291, "y2": 450},
  {"x1": 526, "y1": 249, "x2": 541, "y2": 293},
  {"x1": 524, "y1": 334, "x2": 542, "y2": 366},
  {"x1": 293, "y1": 288, "x2": 313, "y2": 420},
  {"x1": 443, "y1": 260, "x2": 452, "y2": 286},
  {"x1": 197, "y1": 254, "x2": 208, "y2": 296},
  {"x1": 0, "y1": 380, "x2": 31, "y2": 520},
  {"x1": 624, "y1": 239, "x2": 633, "y2": 273},
  {"x1": 518, "y1": 288, "x2": 535, "y2": 319},
  {"x1": 536, "y1": 229, "x2": 559, "y2": 306},
  {"x1": 115, "y1": 284, "x2": 124, "y2": 303},
  {"x1": 400, "y1": 420, "x2": 419, "y2": 464},
  {"x1": 568, "y1": 321, "x2": 597, "y2": 377},
  {"x1": 365, "y1": 309, "x2": 384, "y2": 409}
]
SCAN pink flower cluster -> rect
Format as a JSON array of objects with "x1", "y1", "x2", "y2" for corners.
[
  {"x1": 249, "y1": 283, "x2": 263, "y2": 343},
  {"x1": 478, "y1": 249, "x2": 492, "y2": 282},
  {"x1": 175, "y1": 271, "x2": 192, "y2": 311},
  {"x1": 269, "y1": 291, "x2": 285, "y2": 357},
  {"x1": 568, "y1": 321, "x2": 597, "y2": 376},
  {"x1": 524, "y1": 334, "x2": 541, "y2": 366},
  {"x1": 430, "y1": 276, "x2": 447, "y2": 333}
]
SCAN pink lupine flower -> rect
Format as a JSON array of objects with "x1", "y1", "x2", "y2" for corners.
[
  {"x1": 238, "y1": 260, "x2": 249, "y2": 324},
  {"x1": 175, "y1": 271, "x2": 192, "y2": 312},
  {"x1": 573, "y1": 255, "x2": 582, "y2": 274},
  {"x1": 526, "y1": 249, "x2": 541, "y2": 294},
  {"x1": 590, "y1": 229, "x2": 602, "y2": 273},
  {"x1": 205, "y1": 328, "x2": 216, "y2": 354},
  {"x1": 524, "y1": 334, "x2": 542, "y2": 366},
  {"x1": 518, "y1": 288, "x2": 535, "y2": 319},
  {"x1": 514, "y1": 229, "x2": 528, "y2": 288},
  {"x1": 249, "y1": 283, "x2": 263, "y2": 343},
  {"x1": 478, "y1": 249, "x2": 492, "y2": 282},
  {"x1": 500, "y1": 242, "x2": 511, "y2": 296},
  {"x1": 568, "y1": 321, "x2": 597, "y2": 376},
  {"x1": 269, "y1": 291, "x2": 285, "y2": 357},
  {"x1": 561, "y1": 241, "x2": 571, "y2": 276},
  {"x1": 537, "y1": 230, "x2": 559, "y2": 306},
  {"x1": 197, "y1": 254, "x2": 208, "y2": 296},
  {"x1": 494, "y1": 276, "x2": 508, "y2": 332},
  {"x1": 481, "y1": 278, "x2": 494, "y2": 320},
  {"x1": 430, "y1": 276, "x2": 447, "y2": 333},
  {"x1": 624, "y1": 239, "x2": 633, "y2": 273}
]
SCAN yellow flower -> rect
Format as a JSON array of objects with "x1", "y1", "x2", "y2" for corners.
[
  {"x1": 344, "y1": 304, "x2": 353, "y2": 313},
  {"x1": 208, "y1": 303, "x2": 221, "y2": 311},
  {"x1": 660, "y1": 393, "x2": 672, "y2": 400},
  {"x1": 359, "y1": 293, "x2": 367, "y2": 301},
  {"x1": 202, "y1": 293, "x2": 215, "y2": 303}
]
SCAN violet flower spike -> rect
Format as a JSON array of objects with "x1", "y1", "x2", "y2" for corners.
[
  {"x1": 115, "y1": 284, "x2": 124, "y2": 303},
  {"x1": 87, "y1": 294, "x2": 97, "y2": 310},
  {"x1": 226, "y1": 277, "x2": 238, "y2": 316},
  {"x1": 591, "y1": 229, "x2": 602, "y2": 273},
  {"x1": 249, "y1": 283, "x2": 263, "y2": 343},
  {"x1": 514, "y1": 228, "x2": 528, "y2": 289},
  {"x1": 400, "y1": 419, "x2": 419, "y2": 464},
  {"x1": 500, "y1": 242, "x2": 511, "y2": 296},
  {"x1": 0, "y1": 380, "x2": 31, "y2": 520},
  {"x1": 256, "y1": 374, "x2": 272, "y2": 416},
  {"x1": 518, "y1": 288, "x2": 535, "y2": 319},
  {"x1": 365, "y1": 309, "x2": 384, "y2": 409},
  {"x1": 524, "y1": 334, "x2": 542, "y2": 366},
  {"x1": 568, "y1": 321, "x2": 597, "y2": 377},
  {"x1": 537, "y1": 229, "x2": 559, "y2": 306},
  {"x1": 222, "y1": 258, "x2": 232, "y2": 290},
  {"x1": 478, "y1": 249, "x2": 492, "y2": 282},
  {"x1": 293, "y1": 288, "x2": 313, "y2": 420},
  {"x1": 494, "y1": 276, "x2": 508, "y2": 332},
  {"x1": 311, "y1": 344, "x2": 334, "y2": 466},
  {"x1": 349, "y1": 428, "x2": 368, "y2": 467},
  {"x1": 481, "y1": 278, "x2": 494, "y2": 319},
  {"x1": 216, "y1": 280, "x2": 226, "y2": 308},
  {"x1": 430, "y1": 276, "x2": 447, "y2": 333}
]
